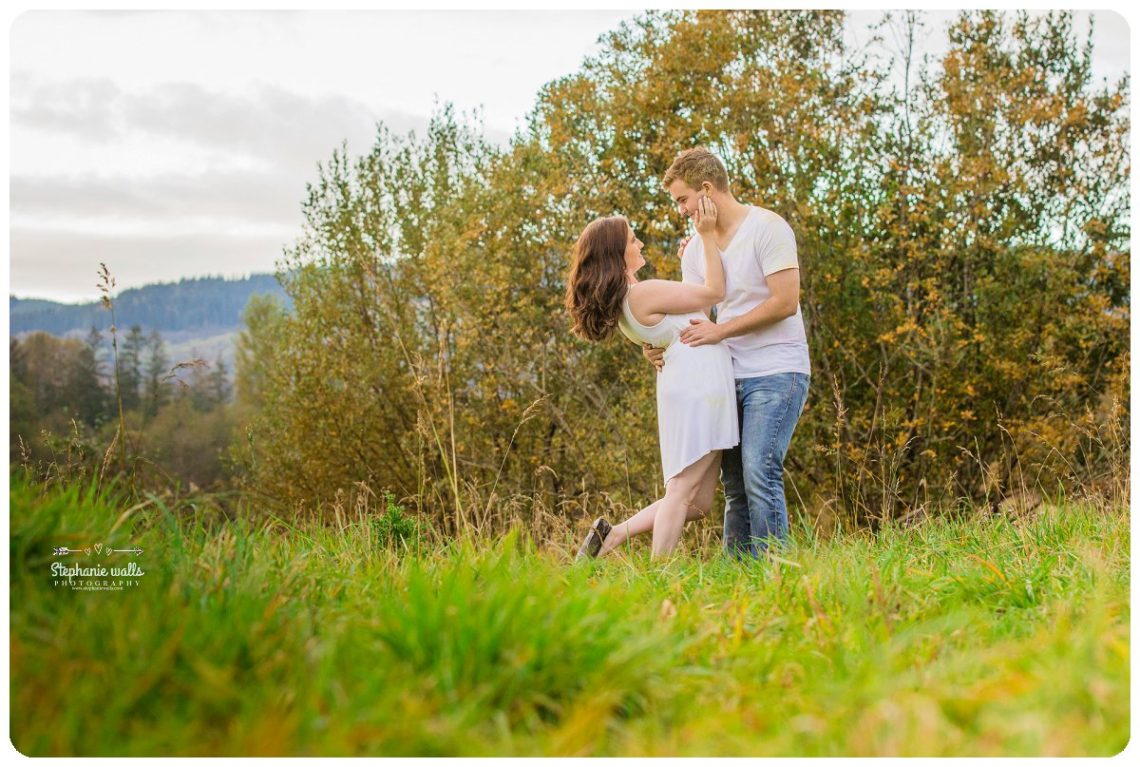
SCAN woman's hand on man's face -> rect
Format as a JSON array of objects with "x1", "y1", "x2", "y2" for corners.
[{"x1": 695, "y1": 195, "x2": 718, "y2": 235}]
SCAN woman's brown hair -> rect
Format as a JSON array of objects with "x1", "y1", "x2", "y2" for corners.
[{"x1": 565, "y1": 216, "x2": 630, "y2": 342}]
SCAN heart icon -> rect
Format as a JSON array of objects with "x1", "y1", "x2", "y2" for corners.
[
  {"x1": 95, "y1": 544, "x2": 103, "y2": 554},
  {"x1": 84, "y1": 548, "x2": 92, "y2": 556}
]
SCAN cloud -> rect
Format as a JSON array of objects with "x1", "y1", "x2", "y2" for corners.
[
  {"x1": 121, "y1": 80, "x2": 422, "y2": 169},
  {"x1": 9, "y1": 75, "x2": 485, "y2": 232},
  {"x1": 11, "y1": 168, "x2": 311, "y2": 226},
  {"x1": 11, "y1": 75, "x2": 506, "y2": 170},
  {"x1": 10, "y1": 75, "x2": 124, "y2": 141},
  {"x1": 9, "y1": 77, "x2": 514, "y2": 299},
  {"x1": 10, "y1": 77, "x2": 433, "y2": 227}
]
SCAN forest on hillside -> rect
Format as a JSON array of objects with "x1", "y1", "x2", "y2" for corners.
[{"x1": 10, "y1": 273, "x2": 289, "y2": 336}]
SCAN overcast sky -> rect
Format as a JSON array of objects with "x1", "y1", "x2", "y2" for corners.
[{"x1": 7, "y1": 8, "x2": 1131, "y2": 303}]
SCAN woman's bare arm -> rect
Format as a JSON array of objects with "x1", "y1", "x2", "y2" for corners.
[{"x1": 630, "y1": 195, "x2": 724, "y2": 317}]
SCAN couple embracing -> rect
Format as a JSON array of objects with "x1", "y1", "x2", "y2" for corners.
[{"x1": 567, "y1": 148, "x2": 810, "y2": 561}]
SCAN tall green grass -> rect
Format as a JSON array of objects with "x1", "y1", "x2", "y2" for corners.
[{"x1": 9, "y1": 473, "x2": 1129, "y2": 756}]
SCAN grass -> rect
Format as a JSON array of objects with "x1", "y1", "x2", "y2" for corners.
[{"x1": 8, "y1": 472, "x2": 1130, "y2": 756}]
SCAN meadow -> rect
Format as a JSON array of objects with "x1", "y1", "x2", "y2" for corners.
[
  {"x1": 8, "y1": 9, "x2": 1130, "y2": 759},
  {"x1": 9, "y1": 473, "x2": 1129, "y2": 757}
]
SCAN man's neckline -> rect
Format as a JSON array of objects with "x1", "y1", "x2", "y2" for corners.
[{"x1": 715, "y1": 204, "x2": 755, "y2": 252}]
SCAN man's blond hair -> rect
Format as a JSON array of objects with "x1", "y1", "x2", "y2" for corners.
[{"x1": 662, "y1": 147, "x2": 730, "y2": 192}]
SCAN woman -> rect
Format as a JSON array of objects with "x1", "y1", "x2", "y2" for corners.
[{"x1": 565, "y1": 195, "x2": 738, "y2": 558}]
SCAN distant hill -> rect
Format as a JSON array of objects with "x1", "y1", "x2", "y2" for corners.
[{"x1": 10, "y1": 274, "x2": 292, "y2": 338}]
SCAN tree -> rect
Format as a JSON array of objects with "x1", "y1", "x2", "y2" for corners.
[
  {"x1": 234, "y1": 10, "x2": 1128, "y2": 528},
  {"x1": 206, "y1": 353, "x2": 231, "y2": 408},
  {"x1": 10, "y1": 339, "x2": 36, "y2": 457},
  {"x1": 118, "y1": 325, "x2": 145, "y2": 412},
  {"x1": 142, "y1": 329, "x2": 171, "y2": 422},
  {"x1": 233, "y1": 110, "x2": 489, "y2": 515},
  {"x1": 233, "y1": 294, "x2": 285, "y2": 414},
  {"x1": 9, "y1": 332, "x2": 109, "y2": 461},
  {"x1": 70, "y1": 329, "x2": 109, "y2": 429}
]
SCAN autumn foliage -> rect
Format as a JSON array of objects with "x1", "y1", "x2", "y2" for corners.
[{"x1": 232, "y1": 10, "x2": 1129, "y2": 531}]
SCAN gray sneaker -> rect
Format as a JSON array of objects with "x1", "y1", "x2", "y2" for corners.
[{"x1": 575, "y1": 518, "x2": 612, "y2": 560}]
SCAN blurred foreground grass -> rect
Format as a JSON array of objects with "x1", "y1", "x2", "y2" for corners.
[{"x1": 9, "y1": 473, "x2": 1129, "y2": 756}]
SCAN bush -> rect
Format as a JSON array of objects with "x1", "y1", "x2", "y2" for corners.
[
  {"x1": 371, "y1": 492, "x2": 421, "y2": 550},
  {"x1": 233, "y1": 10, "x2": 1128, "y2": 534}
]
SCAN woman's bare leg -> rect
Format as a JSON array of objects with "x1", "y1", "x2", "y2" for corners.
[
  {"x1": 692, "y1": 451, "x2": 722, "y2": 518},
  {"x1": 598, "y1": 499, "x2": 661, "y2": 556},
  {"x1": 598, "y1": 452, "x2": 723, "y2": 557},
  {"x1": 652, "y1": 451, "x2": 721, "y2": 558}
]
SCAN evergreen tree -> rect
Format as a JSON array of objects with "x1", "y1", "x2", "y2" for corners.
[
  {"x1": 142, "y1": 329, "x2": 171, "y2": 421},
  {"x1": 9, "y1": 339, "x2": 35, "y2": 455},
  {"x1": 69, "y1": 335, "x2": 108, "y2": 428},
  {"x1": 207, "y1": 353, "x2": 231, "y2": 406},
  {"x1": 85, "y1": 326, "x2": 110, "y2": 390},
  {"x1": 119, "y1": 324, "x2": 145, "y2": 412},
  {"x1": 187, "y1": 355, "x2": 216, "y2": 413}
]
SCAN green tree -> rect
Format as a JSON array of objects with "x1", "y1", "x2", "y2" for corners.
[
  {"x1": 233, "y1": 294, "x2": 285, "y2": 414},
  {"x1": 118, "y1": 324, "x2": 145, "y2": 412},
  {"x1": 235, "y1": 112, "x2": 476, "y2": 515},
  {"x1": 142, "y1": 329, "x2": 171, "y2": 422},
  {"x1": 9, "y1": 332, "x2": 108, "y2": 460},
  {"x1": 9, "y1": 339, "x2": 36, "y2": 458},
  {"x1": 207, "y1": 353, "x2": 231, "y2": 407},
  {"x1": 70, "y1": 329, "x2": 109, "y2": 429},
  {"x1": 142, "y1": 395, "x2": 234, "y2": 491}
]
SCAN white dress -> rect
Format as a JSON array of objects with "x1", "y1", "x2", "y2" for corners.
[{"x1": 617, "y1": 291, "x2": 739, "y2": 485}]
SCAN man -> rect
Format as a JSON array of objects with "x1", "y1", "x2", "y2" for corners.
[{"x1": 644, "y1": 147, "x2": 810, "y2": 558}]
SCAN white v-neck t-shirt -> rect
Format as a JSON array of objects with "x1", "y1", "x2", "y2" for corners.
[{"x1": 681, "y1": 205, "x2": 811, "y2": 379}]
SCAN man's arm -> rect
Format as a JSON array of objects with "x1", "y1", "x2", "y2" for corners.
[{"x1": 679, "y1": 268, "x2": 800, "y2": 347}]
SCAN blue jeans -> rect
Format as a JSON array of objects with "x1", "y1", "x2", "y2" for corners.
[{"x1": 721, "y1": 372, "x2": 810, "y2": 558}]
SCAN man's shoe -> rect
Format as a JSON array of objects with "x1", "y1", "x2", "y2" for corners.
[{"x1": 575, "y1": 518, "x2": 612, "y2": 560}]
